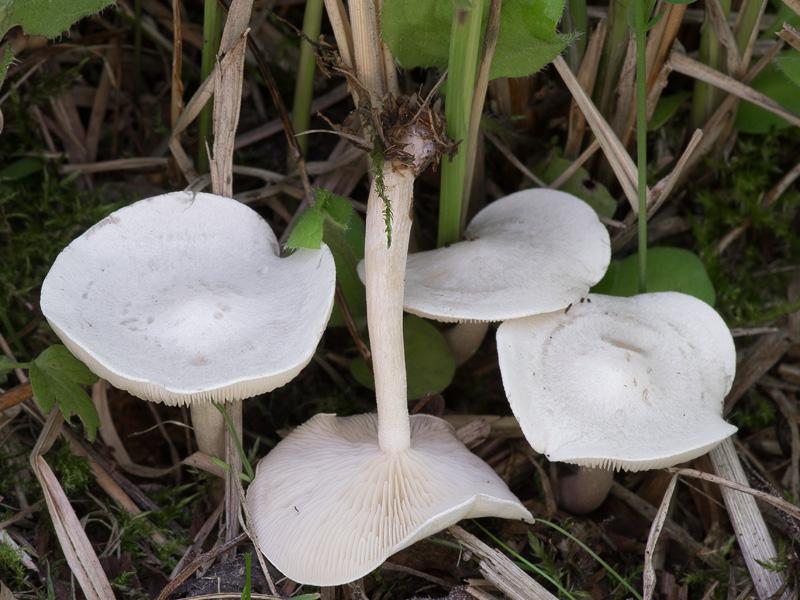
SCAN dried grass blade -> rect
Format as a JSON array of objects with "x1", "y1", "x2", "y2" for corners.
[
  {"x1": 785, "y1": 0, "x2": 800, "y2": 16},
  {"x1": 553, "y1": 55, "x2": 642, "y2": 212},
  {"x1": 565, "y1": 19, "x2": 606, "y2": 159},
  {"x1": 210, "y1": 31, "x2": 249, "y2": 198},
  {"x1": 705, "y1": 0, "x2": 742, "y2": 75},
  {"x1": 669, "y1": 52, "x2": 800, "y2": 128},
  {"x1": 30, "y1": 413, "x2": 114, "y2": 600},
  {"x1": 777, "y1": 22, "x2": 800, "y2": 52},
  {"x1": 448, "y1": 526, "x2": 558, "y2": 600},
  {"x1": 708, "y1": 439, "x2": 792, "y2": 599},
  {"x1": 643, "y1": 474, "x2": 679, "y2": 600},
  {"x1": 323, "y1": 0, "x2": 355, "y2": 69}
]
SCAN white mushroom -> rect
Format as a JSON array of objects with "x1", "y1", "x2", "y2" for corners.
[
  {"x1": 359, "y1": 188, "x2": 611, "y2": 364},
  {"x1": 497, "y1": 292, "x2": 737, "y2": 511},
  {"x1": 247, "y1": 110, "x2": 531, "y2": 586},
  {"x1": 247, "y1": 412, "x2": 527, "y2": 585},
  {"x1": 40, "y1": 191, "x2": 336, "y2": 457}
]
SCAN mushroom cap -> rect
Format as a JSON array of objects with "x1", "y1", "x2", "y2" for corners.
[
  {"x1": 497, "y1": 292, "x2": 737, "y2": 471},
  {"x1": 398, "y1": 189, "x2": 610, "y2": 322},
  {"x1": 246, "y1": 412, "x2": 532, "y2": 586},
  {"x1": 40, "y1": 191, "x2": 336, "y2": 406}
]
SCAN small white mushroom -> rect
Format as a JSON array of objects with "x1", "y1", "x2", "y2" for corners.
[
  {"x1": 358, "y1": 188, "x2": 611, "y2": 364},
  {"x1": 247, "y1": 412, "x2": 530, "y2": 585},
  {"x1": 402, "y1": 188, "x2": 611, "y2": 323},
  {"x1": 497, "y1": 292, "x2": 737, "y2": 511},
  {"x1": 40, "y1": 191, "x2": 336, "y2": 456}
]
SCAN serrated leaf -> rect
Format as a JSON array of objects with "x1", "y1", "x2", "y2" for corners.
[
  {"x1": 285, "y1": 208, "x2": 325, "y2": 250},
  {"x1": 315, "y1": 188, "x2": 353, "y2": 230},
  {"x1": 0, "y1": 0, "x2": 115, "y2": 39},
  {"x1": 591, "y1": 247, "x2": 716, "y2": 305},
  {"x1": 381, "y1": 0, "x2": 569, "y2": 81},
  {"x1": 29, "y1": 345, "x2": 100, "y2": 441},
  {"x1": 351, "y1": 315, "x2": 455, "y2": 398}
]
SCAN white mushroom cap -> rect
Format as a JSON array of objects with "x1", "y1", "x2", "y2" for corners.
[
  {"x1": 40, "y1": 191, "x2": 336, "y2": 406},
  {"x1": 497, "y1": 292, "x2": 737, "y2": 471},
  {"x1": 246, "y1": 412, "x2": 532, "y2": 586},
  {"x1": 400, "y1": 189, "x2": 611, "y2": 322}
]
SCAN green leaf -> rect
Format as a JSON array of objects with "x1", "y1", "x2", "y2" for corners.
[
  {"x1": 0, "y1": 45, "x2": 13, "y2": 90},
  {"x1": 533, "y1": 153, "x2": 617, "y2": 218},
  {"x1": 0, "y1": 0, "x2": 115, "y2": 39},
  {"x1": 285, "y1": 208, "x2": 325, "y2": 250},
  {"x1": 735, "y1": 51, "x2": 800, "y2": 133},
  {"x1": 29, "y1": 345, "x2": 100, "y2": 441},
  {"x1": 381, "y1": 0, "x2": 569, "y2": 81},
  {"x1": 315, "y1": 189, "x2": 353, "y2": 230},
  {"x1": 0, "y1": 158, "x2": 43, "y2": 181},
  {"x1": 325, "y1": 214, "x2": 367, "y2": 329},
  {"x1": 351, "y1": 315, "x2": 456, "y2": 398},
  {"x1": 591, "y1": 247, "x2": 716, "y2": 305},
  {"x1": 649, "y1": 91, "x2": 691, "y2": 130}
]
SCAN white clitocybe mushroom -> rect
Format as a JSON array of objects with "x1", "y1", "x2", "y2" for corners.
[
  {"x1": 40, "y1": 191, "x2": 336, "y2": 458},
  {"x1": 397, "y1": 188, "x2": 611, "y2": 364},
  {"x1": 247, "y1": 116, "x2": 532, "y2": 586},
  {"x1": 497, "y1": 292, "x2": 737, "y2": 512}
]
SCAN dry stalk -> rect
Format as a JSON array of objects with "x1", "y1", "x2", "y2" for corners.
[
  {"x1": 564, "y1": 20, "x2": 606, "y2": 160},
  {"x1": 708, "y1": 438, "x2": 793, "y2": 599},
  {"x1": 643, "y1": 474, "x2": 679, "y2": 600},
  {"x1": 553, "y1": 55, "x2": 643, "y2": 212},
  {"x1": 448, "y1": 526, "x2": 558, "y2": 600}
]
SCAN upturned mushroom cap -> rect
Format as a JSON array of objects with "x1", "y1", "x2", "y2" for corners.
[
  {"x1": 246, "y1": 412, "x2": 532, "y2": 586},
  {"x1": 497, "y1": 292, "x2": 737, "y2": 471},
  {"x1": 40, "y1": 191, "x2": 336, "y2": 406},
  {"x1": 400, "y1": 189, "x2": 611, "y2": 322}
]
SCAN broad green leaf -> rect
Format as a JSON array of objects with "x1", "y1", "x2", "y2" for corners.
[
  {"x1": 351, "y1": 315, "x2": 456, "y2": 398},
  {"x1": 591, "y1": 247, "x2": 716, "y2": 305},
  {"x1": 315, "y1": 188, "x2": 353, "y2": 230},
  {"x1": 0, "y1": 157, "x2": 42, "y2": 181},
  {"x1": 285, "y1": 208, "x2": 325, "y2": 250},
  {"x1": 29, "y1": 345, "x2": 100, "y2": 441},
  {"x1": 649, "y1": 91, "x2": 691, "y2": 130},
  {"x1": 0, "y1": 0, "x2": 115, "y2": 39},
  {"x1": 324, "y1": 214, "x2": 367, "y2": 329},
  {"x1": 533, "y1": 154, "x2": 617, "y2": 218},
  {"x1": 381, "y1": 0, "x2": 569, "y2": 80},
  {"x1": 735, "y1": 51, "x2": 800, "y2": 133}
]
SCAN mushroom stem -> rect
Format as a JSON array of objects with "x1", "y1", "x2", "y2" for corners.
[
  {"x1": 190, "y1": 401, "x2": 227, "y2": 458},
  {"x1": 365, "y1": 163, "x2": 415, "y2": 455},
  {"x1": 444, "y1": 321, "x2": 490, "y2": 366},
  {"x1": 557, "y1": 466, "x2": 614, "y2": 514}
]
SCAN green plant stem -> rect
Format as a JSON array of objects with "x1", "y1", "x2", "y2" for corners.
[
  {"x1": 634, "y1": 0, "x2": 647, "y2": 293},
  {"x1": 691, "y1": 0, "x2": 730, "y2": 127},
  {"x1": 212, "y1": 401, "x2": 255, "y2": 481},
  {"x1": 198, "y1": 0, "x2": 222, "y2": 174},
  {"x1": 564, "y1": 0, "x2": 588, "y2": 72},
  {"x1": 438, "y1": 0, "x2": 485, "y2": 247},
  {"x1": 291, "y1": 0, "x2": 324, "y2": 158},
  {"x1": 536, "y1": 518, "x2": 644, "y2": 600}
]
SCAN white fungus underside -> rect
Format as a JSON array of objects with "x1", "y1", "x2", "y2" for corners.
[
  {"x1": 40, "y1": 192, "x2": 336, "y2": 406},
  {"x1": 401, "y1": 189, "x2": 611, "y2": 322},
  {"x1": 497, "y1": 293, "x2": 737, "y2": 471},
  {"x1": 246, "y1": 413, "x2": 532, "y2": 586}
]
